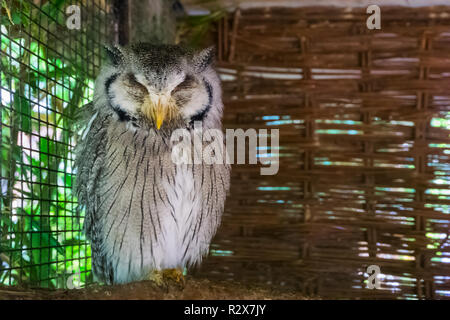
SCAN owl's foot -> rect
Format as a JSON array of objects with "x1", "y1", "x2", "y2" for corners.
[
  {"x1": 147, "y1": 270, "x2": 165, "y2": 287},
  {"x1": 147, "y1": 268, "x2": 185, "y2": 288},
  {"x1": 162, "y1": 268, "x2": 185, "y2": 287}
]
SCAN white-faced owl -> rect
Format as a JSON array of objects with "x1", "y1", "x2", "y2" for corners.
[{"x1": 74, "y1": 43, "x2": 230, "y2": 284}]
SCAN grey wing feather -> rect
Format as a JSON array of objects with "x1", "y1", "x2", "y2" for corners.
[
  {"x1": 73, "y1": 104, "x2": 109, "y2": 236},
  {"x1": 73, "y1": 104, "x2": 114, "y2": 282}
]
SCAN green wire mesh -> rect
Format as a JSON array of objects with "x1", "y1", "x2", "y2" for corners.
[{"x1": 0, "y1": 0, "x2": 112, "y2": 289}]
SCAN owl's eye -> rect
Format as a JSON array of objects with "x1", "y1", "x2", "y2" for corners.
[
  {"x1": 127, "y1": 74, "x2": 139, "y2": 85},
  {"x1": 126, "y1": 74, "x2": 148, "y2": 92},
  {"x1": 172, "y1": 75, "x2": 195, "y2": 94}
]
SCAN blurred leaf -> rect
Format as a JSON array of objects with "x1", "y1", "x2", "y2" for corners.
[
  {"x1": 11, "y1": 11, "x2": 20, "y2": 25},
  {"x1": 30, "y1": 217, "x2": 64, "y2": 256},
  {"x1": 1, "y1": 0, "x2": 14, "y2": 25},
  {"x1": 13, "y1": 92, "x2": 31, "y2": 134},
  {"x1": 65, "y1": 174, "x2": 72, "y2": 187}
]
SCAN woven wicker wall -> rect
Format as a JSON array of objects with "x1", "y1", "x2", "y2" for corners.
[{"x1": 194, "y1": 6, "x2": 450, "y2": 299}]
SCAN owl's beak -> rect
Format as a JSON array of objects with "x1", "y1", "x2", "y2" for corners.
[
  {"x1": 142, "y1": 93, "x2": 176, "y2": 130},
  {"x1": 155, "y1": 100, "x2": 165, "y2": 130}
]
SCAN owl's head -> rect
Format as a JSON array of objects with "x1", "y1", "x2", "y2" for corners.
[{"x1": 94, "y1": 43, "x2": 223, "y2": 131}]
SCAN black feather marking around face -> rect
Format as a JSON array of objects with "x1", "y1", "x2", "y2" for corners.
[
  {"x1": 105, "y1": 74, "x2": 118, "y2": 92},
  {"x1": 105, "y1": 45, "x2": 124, "y2": 66},
  {"x1": 105, "y1": 73, "x2": 138, "y2": 123},
  {"x1": 189, "y1": 79, "x2": 213, "y2": 127}
]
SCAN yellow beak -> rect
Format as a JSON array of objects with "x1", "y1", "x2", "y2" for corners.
[
  {"x1": 141, "y1": 94, "x2": 177, "y2": 130},
  {"x1": 155, "y1": 100, "x2": 165, "y2": 130}
]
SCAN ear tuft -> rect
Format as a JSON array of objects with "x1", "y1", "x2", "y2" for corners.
[
  {"x1": 193, "y1": 46, "x2": 215, "y2": 72},
  {"x1": 104, "y1": 45, "x2": 124, "y2": 66}
]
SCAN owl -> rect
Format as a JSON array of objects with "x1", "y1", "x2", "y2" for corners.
[{"x1": 74, "y1": 43, "x2": 230, "y2": 285}]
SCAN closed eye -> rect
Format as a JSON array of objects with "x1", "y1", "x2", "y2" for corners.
[
  {"x1": 172, "y1": 74, "x2": 195, "y2": 93},
  {"x1": 126, "y1": 73, "x2": 148, "y2": 93}
]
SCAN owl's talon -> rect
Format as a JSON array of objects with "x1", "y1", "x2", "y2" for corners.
[
  {"x1": 162, "y1": 268, "x2": 185, "y2": 288},
  {"x1": 147, "y1": 270, "x2": 165, "y2": 287},
  {"x1": 147, "y1": 269, "x2": 185, "y2": 289}
]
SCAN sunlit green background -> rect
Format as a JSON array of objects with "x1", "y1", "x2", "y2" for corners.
[
  {"x1": 0, "y1": 0, "x2": 223, "y2": 290},
  {"x1": 0, "y1": 0, "x2": 109, "y2": 288}
]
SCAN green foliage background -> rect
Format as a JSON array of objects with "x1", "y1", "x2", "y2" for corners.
[
  {"x1": 0, "y1": 0, "x2": 223, "y2": 289},
  {"x1": 0, "y1": 0, "x2": 109, "y2": 289}
]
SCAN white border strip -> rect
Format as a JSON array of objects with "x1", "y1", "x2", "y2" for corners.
[{"x1": 236, "y1": 0, "x2": 450, "y2": 8}]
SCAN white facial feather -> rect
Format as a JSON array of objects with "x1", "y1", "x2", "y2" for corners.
[
  {"x1": 179, "y1": 84, "x2": 209, "y2": 120},
  {"x1": 109, "y1": 75, "x2": 141, "y2": 115}
]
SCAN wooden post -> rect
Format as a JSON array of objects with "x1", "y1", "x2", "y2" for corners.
[
  {"x1": 128, "y1": 0, "x2": 177, "y2": 44},
  {"x1": 113, "y1": 0, "x2": 129, "y2": 45}
]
